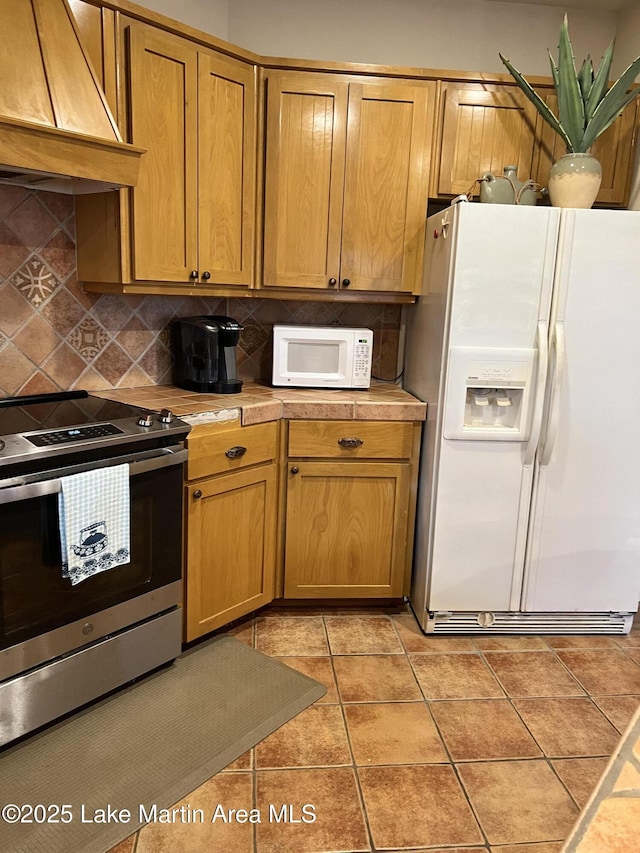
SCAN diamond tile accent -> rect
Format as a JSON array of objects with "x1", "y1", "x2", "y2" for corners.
[
  {"x1": 0, "y1": 186, "x2": 28, "y2": 219},
  {"x1": 0, "y1": 185, "x2": 403, "y2": 393},
  {"x1": 41, "y1": 288, "x2": 86, "y2": 336},
  {"x1": 13, "y1": 314, "x2": 60, "y2": 363},
  {"x1": 92, "y1": 294, "x2": 135, "y2": 333},
  {"x1": 240, "y1": 321, "x2": 270, "y2": 356},
  {"x1": 118, "y1": 364, "x2": 154, "y2": 388},
  {"x1": 0, "y1": 342, "x2": 38, "y2": 394},
  {"x1": 116, "y1": 317, "x2": 155, "y2": 360},
  {"x1": 6, "y1": 195, "x2": 58, "y2": 247},
  {"x1": 138, "y1": 342, "x2": 172, "y2": 384},
  {"x1": 39, "y1": 229, "x2": 76, "y2": 281},
  {"x1": 41, "y1": 342, "x2": 87, "y2": 389},
  {"x1": 18, "y1": 371, "x2": 60, "y2": 395},
  {"x1": 0, "y1": 221, "x2": 30, "y2": 278},
  {"x1": 40, "y1": 193, "x2": 75, "y2": 224},
  {"x1": 93, "y1": 342, "x2": 135, "y2": 385},
  {"x1": 135, "y1": 296, "x2": 177, "y2": 330},
  {"x1": 10, "y1": 257, "x2": 61, "y2": 306},
  {"x1": 68, "y1": 317, "x2": 110, "y2": 360},
  {"x1": 0, "y1": 283, "x2": 35, "y2": 336}
]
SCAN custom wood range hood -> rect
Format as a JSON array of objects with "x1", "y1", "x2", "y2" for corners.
[{"x1": 0, "y1": 0, "x2": 144, "y2": 194}]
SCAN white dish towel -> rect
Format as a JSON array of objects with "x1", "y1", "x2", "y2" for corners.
[{"x1": 58, "y1": 464, "x2": 131, "y2": 586}]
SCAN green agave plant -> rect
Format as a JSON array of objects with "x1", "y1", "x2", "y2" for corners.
[{"x1": 499, "y1": 15, "x2": 640, "y2": 153}]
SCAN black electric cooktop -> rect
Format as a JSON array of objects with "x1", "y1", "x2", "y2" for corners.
[{"x1": 0, "y1": 390, "x2": 190, "y2": 472}]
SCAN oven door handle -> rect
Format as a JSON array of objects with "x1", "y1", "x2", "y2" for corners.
[{"x1": 0, "y1": 447, "x2": 188, "y2": 505}]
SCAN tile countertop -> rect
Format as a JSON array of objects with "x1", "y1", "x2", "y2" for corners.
[
  {"x1": 92, "y1": 381, "x2": 427, "y2": 426},
  {"x1": 561, "y1": 702, "x2": 640, "y2": 852}
]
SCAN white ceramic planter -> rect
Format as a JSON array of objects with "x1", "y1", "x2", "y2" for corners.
[{"x1": 548, "y1": 152, "x2": 602, "y2": 209}]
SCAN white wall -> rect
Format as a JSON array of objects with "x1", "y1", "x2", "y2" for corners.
[
  {"x1": 611, "y1": 2, "x2": 640, "y2": 76},
  {"x1": 132, "y1": 0, "x2": 617, "y2": 76},
  {"x1": 134, "y1": 0, "x2": 229, "y2": 39},
  {"x1": 611, "y1": 4, "x2": 640, "y2": 209},
  {"x1": 226, "y1": 0, "x2": 615, "y2": 76}
]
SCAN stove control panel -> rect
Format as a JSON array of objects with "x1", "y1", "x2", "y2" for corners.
[{"x1": 25, "y1": 423, "x2": 124, "y2": 447}]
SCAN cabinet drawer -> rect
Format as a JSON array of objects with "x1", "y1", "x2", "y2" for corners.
[
  {"x1": 288, "y1": 420, "x2": 414, "y2": 459},
  {"x1": 187, "y1": 421, "x2": 278, "y2": 480}
]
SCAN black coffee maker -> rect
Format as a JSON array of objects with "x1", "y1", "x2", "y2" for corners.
[{"x1": 172, "y1": 315, "x2": 244, "y2": 394}]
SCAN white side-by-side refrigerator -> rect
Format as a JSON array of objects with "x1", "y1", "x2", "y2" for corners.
[{"x1": 404, "y1": 202, "x2": 640, "y2": 634}]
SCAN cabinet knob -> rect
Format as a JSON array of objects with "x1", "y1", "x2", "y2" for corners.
[
  {"x1": 290, "y1": 466, "x2": 299, "y2": 474},
  {"x1": 193, "y1": 489, "x2": 202, "y2": 500},
  {"x1": 338, "y1": 437, "x2": 363, "y2": 448},
  {"x1": 190, "y1": 270, "x2": 198, "y2": 279},
  {"x1": 201, "y1": 271, "x2": 211, "y2": 280},
  {"x1": 342, "y1": 278, "x2": 351, "y2": 287},
  {"x1": 328, "y1": 277, "x2": 337, "y2": 287},
  {"x1": 225, "y1": 445, "x2": 247, "y2": 459}
]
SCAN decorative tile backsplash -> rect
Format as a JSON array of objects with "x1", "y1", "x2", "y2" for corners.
[{"x1": 0, "y1": 186, "x2": 402, "y2": 395}]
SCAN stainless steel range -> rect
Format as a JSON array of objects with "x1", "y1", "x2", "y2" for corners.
[{"x1": 0, "y1": 390, "x2": 190, "y2": 746}]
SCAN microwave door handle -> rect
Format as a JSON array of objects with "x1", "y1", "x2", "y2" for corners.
[{"x1": 0, "y1": 447, "x2": 188, "y2": 505}]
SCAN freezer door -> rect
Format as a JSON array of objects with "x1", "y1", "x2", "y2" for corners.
[
  {"x1": 419, "y1": 204, "x2": 559, "y2": 615},
  {"x1": 522, "y1": 210, "x2": 640, "y2": 613}
]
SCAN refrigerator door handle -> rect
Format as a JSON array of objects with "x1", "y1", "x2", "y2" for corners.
[
  {"x1": 540, "y1": 322, "x2": 566, "y2": 468},
  {"x1": 524, "y1": 320, "x2": 549, "y2": 467}
]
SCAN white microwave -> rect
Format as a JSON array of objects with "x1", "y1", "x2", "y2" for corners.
[{"x1": 272, "y1": 325, "x2": 373, "y2": 389}]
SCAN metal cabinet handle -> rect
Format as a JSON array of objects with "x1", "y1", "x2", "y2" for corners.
[
  {"x1": 189, "y1": 270, "x2": 198, "y2": 279},
  {"x1": 225, "y1": 446, "x2": 247, "y2": 459},
  {"x1": 193, "y1": 489, "x2": 202, "y2": 500},
  {"x1": 338, "y1": 437, "x2": 363, "y2": 448},
  {"x1": 290, "y1": 466, "x2": 299, "y2": 474},
  {"x1": 201, "y1": 271, "x2": 211, "y2": 280},
  {"x1": 341, "y1": 278, "x2": 351, "y2": 287},
  {"x1": 328, "y1": 277, "x2": 337, "y2": 287}
]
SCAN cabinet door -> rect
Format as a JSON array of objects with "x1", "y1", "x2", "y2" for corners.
[
  {"x1": 341, "y1": 82, "x2": 435, "y2": 293},
  {"x1": 263, "y1": 72, "x2": 348, "y2": 289},
  {"x1": 284, "y1": 461, "x2": 410, "y2": 598},
  {"x1": 128, "y1": 25, "x2": 198, "y2": 281},
  {"x1": 532, "y1": 94, "x2": 637, "y2": 207},
  {"x1": 198, "y1": 52, "x2": 256, "y2": 285},
  {"x1": 436, "y1": 84, "x2": 538, "y2": 197},
  {"x1": 185, "y1": 464, "x2": 277, "y2": 641}
]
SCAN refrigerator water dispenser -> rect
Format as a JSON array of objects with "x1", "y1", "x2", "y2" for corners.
[{"x1": 444, "y1": 347, "x2": 535, "y2": 440}]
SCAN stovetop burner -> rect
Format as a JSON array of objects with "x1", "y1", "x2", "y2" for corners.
[
  {"x1": 0, "y1": 390, "x2": 147, "y2": 434},
  {"x1": 0, "y1": 390, "x2": 190, "y2": 472}
]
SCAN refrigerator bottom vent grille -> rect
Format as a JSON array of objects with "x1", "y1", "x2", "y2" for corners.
[{"x1": 426, "y1": 611, "x2": 634, "y2": 635}]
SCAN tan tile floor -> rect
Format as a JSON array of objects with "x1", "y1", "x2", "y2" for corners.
[{"x1": 107, "y1": 605, "x2": 640, "y2": 853}]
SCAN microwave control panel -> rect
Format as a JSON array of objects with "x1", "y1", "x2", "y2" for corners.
[{"x1": 354, "y1": 334, "x2": 373, "y2": 384}]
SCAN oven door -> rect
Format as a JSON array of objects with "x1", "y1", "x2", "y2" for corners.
[{"x1": 0, "y1": 445, "x2": 187, "y2": 681}]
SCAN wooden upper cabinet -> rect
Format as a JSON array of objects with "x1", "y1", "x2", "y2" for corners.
[
  {"x1": 263, "y1": 72, "x2": 436, "y2": 295},
  {"x1": 128, "y1": 25, "x2": 198, "y2": 282},
  {"x1": 435, "y1": 83, "x2": 539, "y2": 197},
  {"x1": 198, "y1": 53, "x2": 256, "y2": 286},
  {"x1": 76, "y1": 19, "x2": 256, "y2": 290},
  {"x1": 531, "y1": 93, "x2": 637, "y2": 207},
  {"x1": 263, "y1": 73, "x2": 348, "y2": 290},
  {"x1": 127, "y1": 24, "x2": 256, "y2": 285}
]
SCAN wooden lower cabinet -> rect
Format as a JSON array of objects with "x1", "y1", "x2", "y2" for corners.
[
  {"x1": 184, "y1": 461, "x2": 277, "y2": 641},
  {"x1": 183, "y1": 417, "x2": 420, "y2": 636},
  {"x1": 284, "y1": 460, "x2": 411, "y2": 597},
  {"x1": 283, "y1": 419, "x2": 420, "y2": 598}
]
